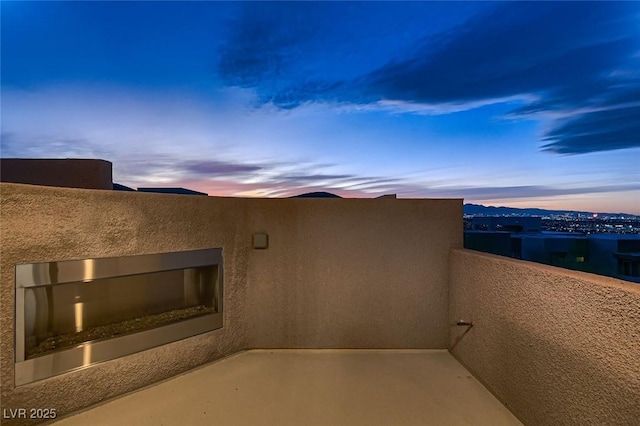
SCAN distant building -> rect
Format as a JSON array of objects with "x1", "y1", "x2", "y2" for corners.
[
  {"x1": 518, "y1": 234, "x2": 588, "y2": 270},
  {"x1": 588, "y1": 234, "x2": 640, "y2": 283},
  {"x1": 0, "y1": 158, "x2": 113, "y2": 190},
  {"x1": 464, "y1": 216, "x2": 640, "y2": 283},
  {"x1": 470, "y1": 216, "x2": 542, "y2": 233},
  {"x1": 464, "y1": 231, "x2": 512, "y2": 257},
  {"x1": 113, "y1": 183, "x2": 136, "y2": 191},
  {"x1": 137, "y1": 187, "x2": 208, "y2": 196}
]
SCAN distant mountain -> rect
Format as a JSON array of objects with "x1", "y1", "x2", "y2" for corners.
[
  {"x1": 463, "y1": 203, "x2": 636, "y2": 217},
  {"x1": 291, "y1": 191, "x2": 342, "y2": 198}
]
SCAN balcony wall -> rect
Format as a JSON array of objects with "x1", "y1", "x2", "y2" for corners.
[
  {"x1": 245, "y1": 198, "x2": 462, "y2": 348},
  {"x1": 0, "y1": 183, "x2": 251, "y2": 423},
  {"x1": 449, "y1": 249, "x2": 640, "y2": 426},
  {"x1": 0, "y1": 183, "x2": 461, "y2": 423}
]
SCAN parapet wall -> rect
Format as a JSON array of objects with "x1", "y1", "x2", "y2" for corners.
[
  {"x1": 246, "y1": 198, "x2": 462, "y2": 348},
  {"x1": 449, "y1": 249, "x2": 640, "y2": 426},
  {"x1": 0, "y1": 183, "x2": 461, "y2": 423}
]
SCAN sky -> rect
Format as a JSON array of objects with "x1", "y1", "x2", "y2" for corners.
[{"x1": 2, "y1": 1, "x2": 639, "y2": 214}]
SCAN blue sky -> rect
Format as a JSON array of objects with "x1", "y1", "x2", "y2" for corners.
[{"x1": 2, "y1": 1, "x2": 639, "y2": 214}]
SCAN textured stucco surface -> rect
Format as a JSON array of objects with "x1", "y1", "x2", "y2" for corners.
[
  {"x1": 0, "y1": 159, "x2": 113, "y2": 190},
  {"x1": 246, "y1": 198, "x2": 462, "y2": 348},
  {"x1": 1, "y1": 183, "x2": 462, "y2": 423},
  {"x1": 0, "y1": 183, "x2": 250, "y2": 425},
  {"x1": 449, "y1": 249, "x2": 640, "y2": 426}
]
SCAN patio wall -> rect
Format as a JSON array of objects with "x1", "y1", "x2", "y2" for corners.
[
  {"x1": 449, "y1": 249, "x2": 640, "y2": 426},
  {"x1": 0, "y1": 183, "x2": 460, "y2": 423},
  {"x1": 245, "y1": 198, "x2": 462, "y2": 348},
  {"x1": 0, "y1": 183, "x2": 251, "y2": 424}
]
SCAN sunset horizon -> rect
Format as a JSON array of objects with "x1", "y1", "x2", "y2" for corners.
[{"x1": 2, "y1": 1, "x2": 639, "y2": 214}]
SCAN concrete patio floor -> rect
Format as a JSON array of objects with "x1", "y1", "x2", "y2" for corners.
[{"x1": 53, "y1": 349, "x2": 523, "y2": 426}]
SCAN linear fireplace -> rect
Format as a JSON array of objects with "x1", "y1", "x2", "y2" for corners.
[{"x1": 15, "y1": 248, "x2": 223, "y2": 385}]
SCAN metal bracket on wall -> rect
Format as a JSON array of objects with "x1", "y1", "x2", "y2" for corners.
[{"x1": 450, "y1": 320, "x2": 474, "y2": 351}]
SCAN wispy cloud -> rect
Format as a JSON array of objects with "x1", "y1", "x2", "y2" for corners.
[
  {"x1": 0, "y1": 87, "x2": 418, "y2": 195},
  {"x1": 215, "y1": 2, "x2": 640, "y2": 155},
  {"x1": 421, "y1": 184, "x2": 640, "y2": 200},
  {"x1": 0, "y1": 132, "x2": 111, "y2": 159},
  {"x1": 180, "y1": 160, "x2": 263, "y2": 176},
  {"x1": 123, "y1": 158, "x2": 419, "y2": 198},
  {"x1": 541, "y1": 104, "x2": 640, "y2": 154},
  {"x1": 359, "y1": 3, "x2": 640, "y2": 155},
  {"x1": 330, "y1": 95, "x2": 534, "y2": 116}
]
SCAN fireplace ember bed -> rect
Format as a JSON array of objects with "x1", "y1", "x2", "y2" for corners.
[{"x1": 14, "y1": 248, "x2": 223, "y2": 385}]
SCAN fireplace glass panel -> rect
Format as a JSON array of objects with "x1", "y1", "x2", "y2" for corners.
[
  {"x1": 24, "y1": 265, "x2": 218, "y2": 359},
  {"x1": 15, "y1": 248, "x2": 223, "y2": 386}
]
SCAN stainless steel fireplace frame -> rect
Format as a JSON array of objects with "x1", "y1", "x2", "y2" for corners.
[{"x1": 14, "y1": 248, "x2": 223, "y2": 386}]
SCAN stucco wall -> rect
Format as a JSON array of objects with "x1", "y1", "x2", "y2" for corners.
[
  {"x1": 246, "y1": 198, "x2": 462, "y2": 348},
  {"x1": 449, "y1": 249, "x2": 640, "y2": 426},
  {"x1": 1, "y1": 183, "x2": 461, "y2": 423},
  {"x1": 0, "y1": 183, "x2": 250, "y2": 424}
]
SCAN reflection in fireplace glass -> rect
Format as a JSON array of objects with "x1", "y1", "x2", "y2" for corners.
[{"x1": 24, "y1": 265, "x2": 218, "y2": 358}]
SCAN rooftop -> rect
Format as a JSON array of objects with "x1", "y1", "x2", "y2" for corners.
[{"x1": 1, "y1": 181, "x2": 638, "y2": 426}]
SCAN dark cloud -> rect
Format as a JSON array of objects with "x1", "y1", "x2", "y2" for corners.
[
  {"x1": 530, "y1": 82, "x2": 640, "y2": 154},
  {"x1": 362, "y1": 3, "x2": 635, "y2": 103},
  {"x1": 268, "y1": 80, "x2": 344, "y2": 110},
  {"x1": 217, "y1": 2, "x2": 639, "y2": 155},
  {"x1": 541, "y1": 105, "x2": 640, "y2": 154},
  {"x1": 216, "y1": 2, "x2": 321, "y2": 106},
  {"x1": 180, "y1": 160, "x2": 262, "y2": 176},
  {"x1": 359, "y1": 2, "x2": 640, "y2": 155}
]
